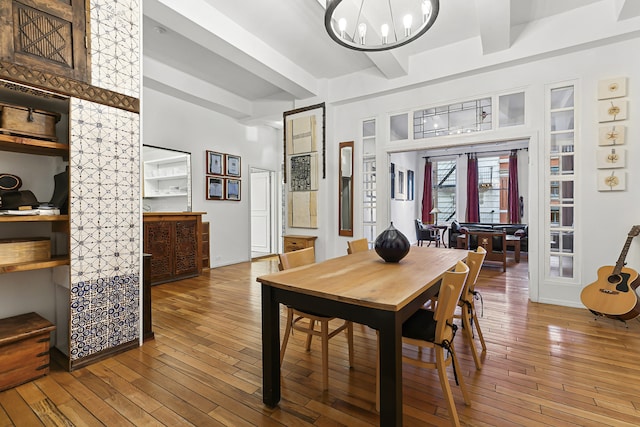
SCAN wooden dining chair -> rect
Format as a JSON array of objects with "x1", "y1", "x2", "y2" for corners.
[
  {"x1": 376, "y1": 261, "x2": 470, "y2": 426},
  {"x1": 278, "y1": 247, "x2": 354, "y2": 391},
  {"x1": 455, "y1": 246, "x2": 487, "y2": 370},
  {"x1": 347, "y1": 238, "x2": 369, "y2": 254},
  {"x1": 427, "y1": 247, "x2": 487, "y2": 370}
]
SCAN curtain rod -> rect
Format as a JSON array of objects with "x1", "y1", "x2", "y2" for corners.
[{"x1": 423, "y1": 147, "x2": 527, "y2": 159}]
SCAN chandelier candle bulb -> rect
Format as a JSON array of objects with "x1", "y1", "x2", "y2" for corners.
[
  {"x1": 358, "y1": 23, "x2": 367, "y2": 44},
  {"x1": 381, "y1": 23, "x2": 389, "y2": 44},
  {"x1": 403, "y1": 14, "x2": 413, "y2": 37}
]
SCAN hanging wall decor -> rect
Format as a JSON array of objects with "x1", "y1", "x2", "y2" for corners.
[
  {"x1": 596, "y1": 147, "x2": 626, "y2": 169},
  {"x1": 283, "y1": 103, "x2": 325, "y2": 228},
  {"x1": 205, "y1": 150, "x2": 241, "y2": 200},
  {"x1": 596, "y1": 77, "x2": 629, "y2": 192},
  {"x1": 598, "y1": 99, "x2": 627, "y2": 122},
  {"x1": 597, "y1": 77, "x2": 627, "y2": 100},
  {"x1": 598, "y1": 125, "x2": 625, "y2": 146},
  {"x1": 597, "y1": 170, "x2": 626, "y2": 191}
]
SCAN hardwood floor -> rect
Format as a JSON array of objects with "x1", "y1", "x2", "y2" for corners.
[{"x1": 2, "y1": 253, "x2": 640, "y2": 426}]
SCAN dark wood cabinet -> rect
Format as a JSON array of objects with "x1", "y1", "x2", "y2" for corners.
[
  {"x1": 202, "y1": 221, "x2": 210, "y2": 269},
  {"x1": 143, "y1": 213, "x2": 204, "y2": 285}
]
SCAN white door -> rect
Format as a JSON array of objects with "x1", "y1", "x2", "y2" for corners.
[{"x1": 251, "y1": 170, "x2": 271, "y2": 255}]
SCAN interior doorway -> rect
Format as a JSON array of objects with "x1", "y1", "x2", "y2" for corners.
[{"x1": 250, "y1": 167, "x2": 278, "y2": 259}]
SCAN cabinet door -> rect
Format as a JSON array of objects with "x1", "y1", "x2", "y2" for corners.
[
  {"x1": 174, "y1": 220, "x2": 199, "y2": 278},
  {"x1": 0, "y1": 0, "x2": 89, "y2": 82},
  {"x1": 143, "y1": 221, "x2": 174, "y2": 285}
]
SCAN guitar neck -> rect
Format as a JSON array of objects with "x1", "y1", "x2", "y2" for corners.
[{"x1": 614, "y1": 236, "x2": 635, "y2": 275}]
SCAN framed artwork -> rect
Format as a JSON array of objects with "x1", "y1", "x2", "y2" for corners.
[
  {"x1": 390, "y1": 162, "x2": 395, "y2": 199},
  {"x1": 226, "y1": 154, "x2": 241, "y2": 177},
  {"x1": 396, "y1": 169, "x2": 406, "y2": 200},
  {"x1": 206, "y1": 151, "x2": 224, "y2": 176},
  {"x1": 597, "y1": 170, "x2": 626, "y2": 191},
  {"x1": 407, "y1": 170, "x2": 415, "y2": 201},
  {"x1": 596, "y1": 148, "x2": 626, "y2": 169},
  {"x1": 289, "y1": 152, "x2": 318, "y2": 191},
  {"x1": 598, "y1": 99, "x2": 627, "y2": 122},
  {"x1": 598, "y1": 125, "x2": 625, "y2": 146},
  {"x1": 207, "y1": 176, "x2": 224, "y2": 200},
  {"x1": 598, "y1": 77, "x2": 627, "y2": 100},
  {"x1": 283, "y1": 103, "x2": 326, "y2": 183},
  {"x1": 226, "y1": 178, "x2": 241, "y2": 201}
]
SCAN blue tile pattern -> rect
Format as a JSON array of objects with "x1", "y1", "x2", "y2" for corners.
[
  {"x1": 90, "y1": 0, "x2": 140, "y2": 97},
  {"x1": 69, "y1": 98, "x2": 140, "y2": 360}
]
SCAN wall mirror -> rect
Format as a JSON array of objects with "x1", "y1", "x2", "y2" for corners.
[
  {"x1": 339, "y1": 141, "x2": 354, "y2": 236},
  {"x1": 142, "y1": 145, "x2": 192, "y2": 212}
]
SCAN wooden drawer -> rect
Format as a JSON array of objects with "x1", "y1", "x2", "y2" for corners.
[
  {"x1": 283, "y1": 235, "x2": 317, "y2": 253},
  {"x1": 0, "y1": 312, "x2": 55, "y2": 391}
]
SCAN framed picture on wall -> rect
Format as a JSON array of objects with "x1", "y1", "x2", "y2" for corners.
[
  {"x1": 226, "y1": 178, "x2": 241, "y2": 201},
  {"x1": 207, "y1": 151, "x2": 224, "y2": 176},
  {"x1": 207, "y1": 176, "x2": 224, "y2": 200},
  {"x1": 226, "y1": 154, "x2": 241, "y2": 177}
]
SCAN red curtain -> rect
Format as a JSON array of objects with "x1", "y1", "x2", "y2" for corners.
[
  {"x1": 421, "y1": 159, "x2": 433, "y2": 222},
  {"x1": 508, "y1": 150, "x2": 521, "y2": 223},
  {"x1": 466, "y1": 154, "x2": 480, "y2": 222}
]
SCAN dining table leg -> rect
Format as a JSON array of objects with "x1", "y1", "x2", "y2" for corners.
[
  {"x1": 262, "y1": 285, "x2": 280, "y2": 407},
  {"x1": 378, "y1": 314, "x2": 403, "y2": 426}
]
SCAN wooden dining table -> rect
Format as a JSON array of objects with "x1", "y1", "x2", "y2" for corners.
[{"x1": 257, "y1": 246, "x2": 468, "y2": 426}]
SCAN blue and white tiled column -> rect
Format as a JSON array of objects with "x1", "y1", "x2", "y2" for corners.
[{"x1": 68, "y1": 100, "x2": 140, "y2": 360}]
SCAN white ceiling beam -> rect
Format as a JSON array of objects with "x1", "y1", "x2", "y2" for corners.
[
  {"x1": 144, "y1": 57, "x2": 253, "y2": 119},
  {"x1": 476, "y1": 0, "x2": 511, "y2": 54},
  {"x1": 146, "y1": 0, "x2": 319, "y2": 99},
  {"x1": 366, "y1": 50, "x2": 409, "y2": 79},
  {"x1": 614, "y1": 0, "x2": 640, "y2": 20}
]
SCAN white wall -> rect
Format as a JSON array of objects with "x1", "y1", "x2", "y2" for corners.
[
  {"x1": 142, "y1": 87, "x2": 280, "y2": 267},
  {"x1": 389, "y1": 152, "x2": 420, "y2": 243},
  {"x1": 322, "y1": 37, "x2": 640, "y2": 308}
]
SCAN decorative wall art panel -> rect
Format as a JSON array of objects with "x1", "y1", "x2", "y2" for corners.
[
  {"x1": 598, "y1": 77, "x2": 627, "y2": 100},
  {"x1": 69, "y1": 99, "x2": 140, "y2": 360},
  {"x1": 598, "y1": 125, "x2": 625, "y2": 146},
  {"x1": 597, "y1": 170, "x2": 626, "y2": 192},
  {"x1": 284, "y1": 103, "x2": 325, "y2": 228},
  {"x1": 289, "y1": 152, "x2": 318, "y2": 192},
  {"x1": 598, "y1": 99, "x2": 627, "y2": 122},
  {"x1": 90, "y1": 0, "x2": 141, "y2": 98},
  {"x1": 286, "y1": 115, "x2": 317, "y2": 155},
  {"x1": 288, "y1": 191, "x2": 318, "y2": 228},
  {"x1": 596, "y1": 148, "x2": 626, "y2": 169}
]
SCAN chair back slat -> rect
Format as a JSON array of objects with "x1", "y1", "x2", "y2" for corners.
[
  {"x1": 278, "y1": 247, "x2": 315, "y2": 271},
  {"x1": 347, "y1": 238, "x2": 369, "y2": 254},
  {"x1": 434, "y1": 261, "x2": 469, "y2": 341},
  {"x1": 461, "y1": 246, "x2": 486, "y2": 302}
]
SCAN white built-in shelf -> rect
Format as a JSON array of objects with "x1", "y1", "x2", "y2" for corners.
[
  {"x1": 143, "y1": 193, "x2": 188, "y2": 198},
  {"x1": 144, "y1": 173, "x2": 188, "y2": 181}
]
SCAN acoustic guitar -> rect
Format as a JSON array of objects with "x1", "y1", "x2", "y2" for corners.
[{"x1": 580, "y1": 225, "x2": 640, "y2": 321}]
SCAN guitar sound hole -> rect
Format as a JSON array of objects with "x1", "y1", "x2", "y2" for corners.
[{"x1": 607, "y1": 274, "x2": 621, "y2": 284}]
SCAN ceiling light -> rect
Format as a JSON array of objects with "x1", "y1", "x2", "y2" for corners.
[{"x1": 325, "y1": 0, "x2": 439, "y2": 52}]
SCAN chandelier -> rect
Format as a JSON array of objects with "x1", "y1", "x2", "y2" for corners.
[{"x1": 324, "y1": 0, "x2": 439, "y2": 52}]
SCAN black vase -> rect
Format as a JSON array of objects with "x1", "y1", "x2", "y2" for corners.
[{"x1": 374, "y1": 222, "x2": 410, "y2": 263}]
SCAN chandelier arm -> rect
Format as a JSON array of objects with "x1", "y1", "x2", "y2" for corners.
[{"x1": 387, "y1": 0, "x2": 398, "y2": 42}]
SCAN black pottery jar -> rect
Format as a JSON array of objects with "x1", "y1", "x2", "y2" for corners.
[{"x1": 374, "y1": 222, "x2": 410, "y2": 263}]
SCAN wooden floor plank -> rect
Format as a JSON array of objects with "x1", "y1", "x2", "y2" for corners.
[{"x1": 2, "y1": 254, "x2": 640, "y2": 426}]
